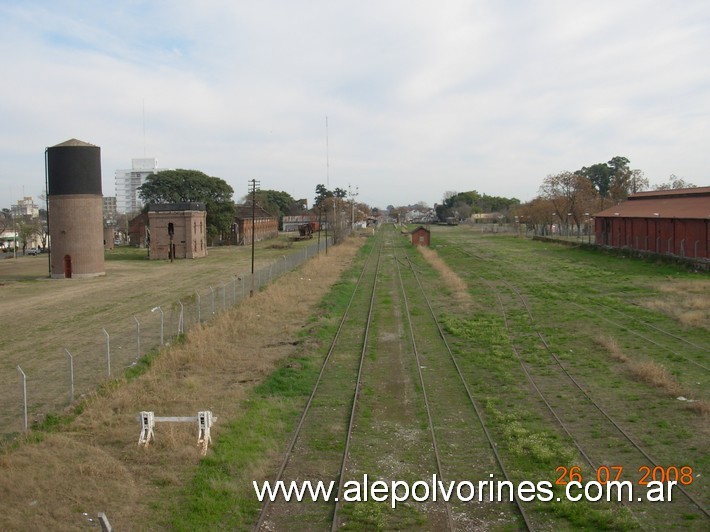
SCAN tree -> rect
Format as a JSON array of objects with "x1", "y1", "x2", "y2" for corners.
[
  {"x1": 138, "y1": 169, "x2": 235, "y2": 241},
  {"x1": 242, "y1": 189, "x2": 296, "y2": 229},
  {"x1": 514, "y1": 196, "x2": 556, "y2": 235},
  {"x1": 314, "y1": 184, "x2": 333, "y2": 206},
  {"x1": 627, "y1": 169, "x2": 650, "y2": 195},
  {"x1": 539, "y1": 171, "x2": 597, "y2": 233},
  {"x1": 16, "y1": 218, "x2": 40, "y2": 254},
  {"x1": 653, "y1": 175, "x2": 696, "y2": 190},
  {"x1": 580, "y1": 163, "x2": 611, "y2": 204},
  {"x1": 0, "y1": 208, "x2": 10, "y2": 235},
  {"x1": 580, "y1": 156, "x2": 646, "y2": 204}
]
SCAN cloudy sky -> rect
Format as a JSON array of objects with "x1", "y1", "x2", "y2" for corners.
[{"x1": 1, "y1": 1, "x2": 708, "y2": 210}]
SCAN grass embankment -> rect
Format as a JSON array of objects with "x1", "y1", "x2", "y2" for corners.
[
  {"x1": 0, "y1": 236, "x2": 312, "y2": 438},
  {"x1": 0, "y1": 235, "x2": 367, "y2": 530}
]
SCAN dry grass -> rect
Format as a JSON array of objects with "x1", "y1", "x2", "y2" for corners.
[
  {"x1": 594, "y1": 335, "x2": 628, "y2": 362},
  {"x1": 594, "y1": 334, "x2": 708, "y2": 416},
  {"x1": 0, "y1": 235, "x2": 366, "y2": 530},
  {"x1": 627, "y1": 361, "x2": 681, "y2": 397},
  {"x1": 0, "y1": 238, "x2": 325, "y2": 433},
  {"x1": 640, "y1": 279, "x2": 710, "y2": 329},
  {"x1": 416, "y1": 245, "x2": 471, "y2": 305},
  {"x1": 685, "y1": 400, "x2": 710, "y2": 417},
  {"x1": 596, "y1": 334, "x2": 679, "y2": 394}
]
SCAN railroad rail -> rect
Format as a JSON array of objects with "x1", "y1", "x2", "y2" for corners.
[{"x1": 455, "y1": 245, "x2": 710, "y2": 525}]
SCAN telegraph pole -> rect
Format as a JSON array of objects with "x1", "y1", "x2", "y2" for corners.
[
  {"x1": 249, "y1": 179, "x2": 260, "y2": 297},
  {"x1": 348, "y1": 184, "x2": 359, "y2": 231}
]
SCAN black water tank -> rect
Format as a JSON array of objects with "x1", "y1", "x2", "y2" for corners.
[{"x1": 47, "y1": 138, "x2": 102, "y2": 196}]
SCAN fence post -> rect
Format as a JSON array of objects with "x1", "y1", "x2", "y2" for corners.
[
  {"x1": 152, "y1": 306, "x2": 164, "y2": 345},
  {"x1": 195, "y1": 291, "x2": 201, "y2": 323},
  {"x1": 134, "y1": 316, "x2": 140, "y2": 358},
  {"x1": 65, "y1": 349, "x2": 74, "y2": 403},
  {"x1": 233, "y1": 276, "x2": 238, "y2": 305},
  {"x1": 221, "y1": 282, "x2": 226, "y2": 310},
  {"x1": 102, "y1": 328, "x2": 111, "y2": 377},
  {"x1": 17, "y1": 365, "x2": 27, "y2": 432},
  {"x1": 667, "y1": 238, "x2": 672, "y2": 254},
  {"x1": 680, "y1": 239, "x2": 685, "y2": 257},
  {"x1": 178, "y1": 301, "x2": 184, "y2": 334},
  {"x1": 210, "y1": 286, "x2": 215, "y2": 315}
]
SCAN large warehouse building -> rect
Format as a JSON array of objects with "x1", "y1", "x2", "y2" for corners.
[{"x1": 595, "y1": 187, "x2": 710, "y2": 260}]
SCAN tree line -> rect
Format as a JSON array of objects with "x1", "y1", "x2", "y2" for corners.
[
  {"x1": 436, "y1": 191, "x2": 520, "y2": 222},
  {"x1": 515, "y1": 156, "x2": 696, "y2": 233},
  {"x1": 137, "y1": 170, "x2": 371, "y2": 244}
]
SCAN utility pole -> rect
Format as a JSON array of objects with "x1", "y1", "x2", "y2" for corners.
[
  {"x1": 249, "y1": 179, "x2": 260, "y2": 297},
  {"x1": 348, "y1": 184, "x2": 359, "y2": 231}
]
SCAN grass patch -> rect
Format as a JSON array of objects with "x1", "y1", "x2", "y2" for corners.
[{"x1": 104, "y1": 246, "x2": 149, "y2": 260}]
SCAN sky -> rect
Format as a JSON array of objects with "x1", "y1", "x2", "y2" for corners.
[{"x1": 1, "y1": 1, "x2": 708, "y2": 211}]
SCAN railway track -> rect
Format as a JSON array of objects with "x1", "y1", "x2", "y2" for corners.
[
  {"x1": 254, "y1": 232, "x2": 382, "y2": 530},
  {"x1": 393, "y1": 244, "x2": 532, "y2": 530},
  {"x1": 452, "y1": 244, "x2": 709, "y2": 527},
  {"x1": 256, "y1": 227, "x2": 535, "y2": 530},
  {"x1": 254, "y1": 227, "x2": 707, "y2": 529}
]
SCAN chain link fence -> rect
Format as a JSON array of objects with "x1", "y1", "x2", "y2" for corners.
[{"x1": 3, "y1": 237, "x2": 332, "y2": 438}]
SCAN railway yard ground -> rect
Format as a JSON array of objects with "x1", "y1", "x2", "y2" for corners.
[{"x1": 0, "y1": 224, "x2": 708, "y2": 530}]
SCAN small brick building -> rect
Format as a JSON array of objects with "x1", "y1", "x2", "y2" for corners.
[
  {"x1": 129, "y1": 212, "x2": 148, "y2": 247},
  {"x1": 411, "y1": 226, "x2": 431, "y2": 247},
  {"x1": 148, "y1": 203, "x2": 207, "y2": 260},
  {"x1": 233, "y1": 202, "x2": 279, "y2": 245}
]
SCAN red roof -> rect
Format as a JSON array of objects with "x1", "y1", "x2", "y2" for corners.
[{"x1": 595, "y1": 187, "x2": 710, "y2": 219}]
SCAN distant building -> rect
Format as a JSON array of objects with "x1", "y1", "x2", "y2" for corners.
[
  {"x1": 148, "y1": 203, "x2": 207, "y2": 260},
  {"x1": 471, "y1": 212, "x2": 504, "y2": 222},
  {"x1": 11, "y1": 197, "x2": 39, "y2": 218},
  {"x1": 233, "y1": 203, "x2": 279, "y2": 245},
  {"x1": 115, "y1": 158, "x2": 171, "y2": 214},
  {"x1": 283, "y1": 214, "x2": 320, "y2": 232},
  {"x1": 103, "y1": 196, "x2": 117, "y2": 224},
  {"x1": 128, "y1": 212, "x2": 149, "y2": 247},
  {"x1": 411, "y1": 226, "x2": 431, "y2": 247},
  {"x1": 595, "y1": 187, "x2": 710, "y2": 260}
]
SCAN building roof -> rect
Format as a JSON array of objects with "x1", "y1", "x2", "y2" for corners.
[
  {"x1": 412, "y1": 225, "x2": 430, "y2": 233},
  {"x1": 235, "y1": 202, "x2": 277, "y2": 220},
  {"x1": 627, "y1": 186, "x2": 710, "y2": 199},
  {"x1": 148, "y1": 202, "x2": 206, "y2": 212},
  {"x1": 595, "y1": 187, "x2": 710, "y2": 219},
  {"x1": 52, "y1": 138, "x2": 97, "y2": 147}
]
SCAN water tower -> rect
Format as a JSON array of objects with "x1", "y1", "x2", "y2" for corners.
[{"x1": 47, "y1": 139, "x2": 105, "y2": 278}]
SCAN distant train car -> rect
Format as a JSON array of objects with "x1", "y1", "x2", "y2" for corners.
[{"x1": 294, "y1": 223, "x2": 314, "y2": 240}]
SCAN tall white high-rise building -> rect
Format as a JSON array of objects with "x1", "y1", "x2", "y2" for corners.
[{"x1": 115, "y1": 158, "x2": 171, "y2": 214}]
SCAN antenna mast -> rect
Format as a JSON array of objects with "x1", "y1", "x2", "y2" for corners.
[
  {"x1": 142, "y1": 99, "x2": 147, "y2": 157},
  {"x1": 326, "y1": 116, "x2": 329, "y2": 187}
]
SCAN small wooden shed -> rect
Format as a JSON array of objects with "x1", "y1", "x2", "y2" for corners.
[{"x1": 411, "y1": 226, "x2": 430, "y2": 247}]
